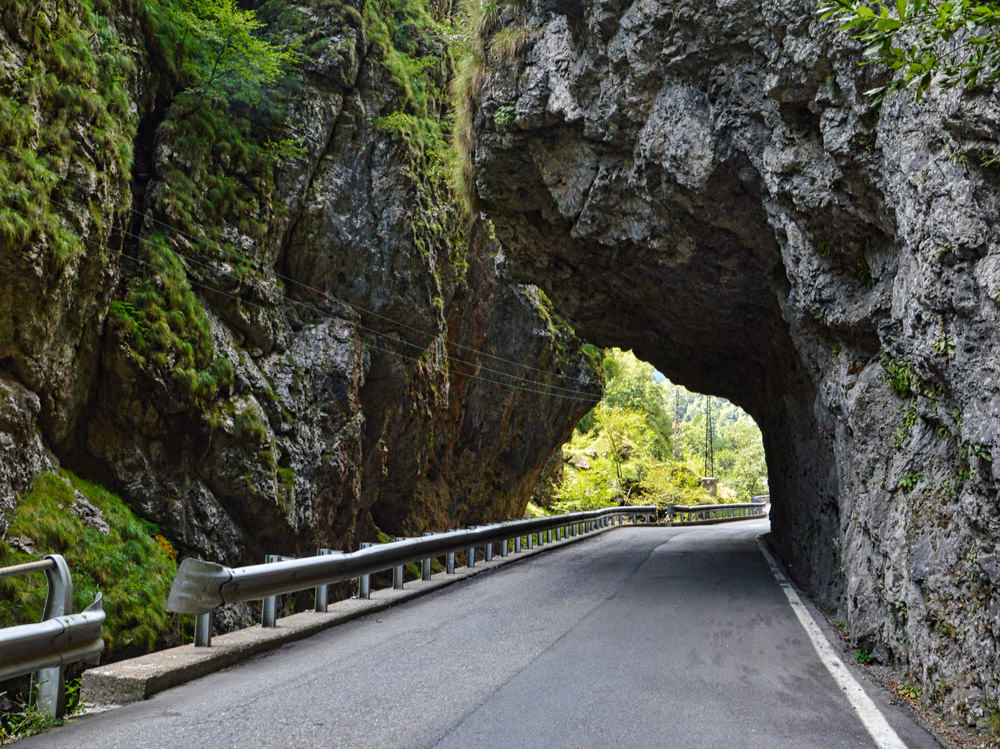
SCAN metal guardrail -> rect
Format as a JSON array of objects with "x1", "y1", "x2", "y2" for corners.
[
  {"x1": 0, "y1": 555, "x2": 105, "y2": 718},
  {"x1": 666, "y1": 502, "x2": 768, "y2": 524},
  {"x1": 167, "y1": 506, "x2": 658, "y2": 646}
]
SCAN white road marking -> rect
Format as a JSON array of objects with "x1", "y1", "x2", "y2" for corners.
[{"x1": 757, "y1": 537, "x2": 907, "y2": 749}]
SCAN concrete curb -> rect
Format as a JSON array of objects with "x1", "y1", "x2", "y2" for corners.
[{"x1": 82, "y1": 522, "x2": 657, "y2": 708}]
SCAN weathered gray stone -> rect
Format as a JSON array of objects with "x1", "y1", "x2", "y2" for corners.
[
  {"x1": 0, "y1": 374, "x2": 53, "y2": 535},
  {"x1": 470, "y1": 0, "x2": 1000, "y2": 719}
]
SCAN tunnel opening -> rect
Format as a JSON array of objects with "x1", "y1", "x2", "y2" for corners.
[{"x1": 534, "y1": 348, "x2": 770, "y2": 517}]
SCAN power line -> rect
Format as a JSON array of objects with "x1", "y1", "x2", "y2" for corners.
[
  {"x1": 0, "y1": 198, "x2": 600, "y2": 403},
  {"x1": 4, "y1": 178, "x2": 601, "y2": 399},
  {"x1": 0, "y1": 144, "x2": 597, "y2": 389}
]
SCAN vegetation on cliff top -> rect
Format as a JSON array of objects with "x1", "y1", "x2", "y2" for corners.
[{"x1": 821, "y1": 0, "x2": 1000, "y2": 110}]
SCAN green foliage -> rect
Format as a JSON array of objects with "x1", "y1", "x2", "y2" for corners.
[
  {"x1": 0, "y1": 0, "x2": 137, "y2": 267},
  {"x1": 554, "y1": 350, "x2": 768, "y2": 511},
  {"x1": 898, "y1": 470, "x2": 923, "y2": 493},
  {"x1": 898, "y1": 683, "x2": 923, "y2": 699},
  {"x1": 144, "y1": 0, "x2": 299, "y2": 108},
  {"x1": 880, "y1": 353, "x2": 944, "y2": 403},
  {"x1": 894, "y1": 406, "x2": 918, "y2": 448},
  {"x1": 0, "y1": 677, "x2": 84, "y2": 742},
  {"x1": 0, "y1": 687, "x2": 59, "y2": 745},
  {"x1": 820, "y1": 0, "x2": 1000, "y2": 100},
  {"x1": 855, "y1": 647, "x2": 876, "y2": 664},
  {"x1": 973, "y1": 444, "x2": 992, "y2": 462},
  {"x1": 493, "y1": 104, "x2": 515, "y2": 124},
  {"x1": 0, "y1": 472, "x2": 181, "y2": 655},
  {"x1": 932, "y1": 328, "x2": 956, "y2": 356}
]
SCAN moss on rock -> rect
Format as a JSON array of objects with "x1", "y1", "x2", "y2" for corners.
[{"x1": 0, "y1": 471, "x2": 182, "y2": 655}]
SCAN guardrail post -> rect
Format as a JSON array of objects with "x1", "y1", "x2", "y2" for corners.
[
  {"x1": 359, "y1": 542, "x2": 374, "y2": 599},
  {"x1": 422, "y1": 533, "x2": 434, "y2": 581},
  {"x1": 262, "y1": 554, "x2": 294, "y2": 627},
  {"x1": 467, "y1": 527, "x2": 477, "y2": 568},
  {"x1": 314, "y1": 549, "x2": 340, "y2": 612},
  {"x1": 485, "y1": 542, "x2": 493, "y2": 562},
  {"x1": 262, "y1": 558, "x2": 278, "y2": 628},
  {"x1": 514, "y1": 536, "x2": 522, "y2": 553},
  {"x1": 500, "y1": 538, "x2": 508, "y2": 557},
  {"x1": 446, "y1": 552, "x2": 455, "y2": 574},
  {"x1": 556, "y1": 526, "x2": 562, "y2": 541},
  {"x1": 527, "y1": 533, "x2": 534, "y2": 549},
  {"x1": 393, "y1": 538, "x2": 406, "y2": 589},
  {"x1": 195, "y1": 612, "x2": 212, "y2": 647},
  {"x1": 35, "y1": 555, "x2": 72, "y2": 717}
]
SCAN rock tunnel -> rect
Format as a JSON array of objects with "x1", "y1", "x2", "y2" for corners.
[{"x1": 465, "y1": 0, "x2": 1000, "y2": 716}]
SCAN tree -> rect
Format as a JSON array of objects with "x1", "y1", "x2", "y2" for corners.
[
  {"x1": 148, "y1": 0, "x2": 299, "y2": 108},
  {"x1": 593, "y1": 403, "x2": 653, "y2": 488},
  {"x1": 820, "y1": 0, "x2": 1000, "y2": 102}
]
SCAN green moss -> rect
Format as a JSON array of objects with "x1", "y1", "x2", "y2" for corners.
[
  {"x1": 276, "y1": 465, "x2": 296, "y2": 508},
  {"x1": 0, "y1": 471, "x2": 181, "y2": 654},
  {"x1": 0, "y1": 0, "x2": 137, "y2": 267},
  {"x1": 234, "y1": 406, "x2": 268, "y2": 445},
  {"x1": 365, "y1": 0, "x2": 468, "y2": 269},
  {"x1": 109, "y1": 234, "x2": 233, "y2": 408}
]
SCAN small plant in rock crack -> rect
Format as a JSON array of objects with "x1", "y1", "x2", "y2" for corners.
[
  {"x1": 898, "y1": 684, "x2": 923, "y2": 700},
  {"x1": 898, "y1": 471, "x2": 922, "y2": 494},
  {"x1": 855, "y1": 648, "x2": 875, "y2": 664}
]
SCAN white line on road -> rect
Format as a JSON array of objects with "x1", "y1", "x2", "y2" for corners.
[{"x1": 757, "y1": 536, "x2": 907, "y2": 750}]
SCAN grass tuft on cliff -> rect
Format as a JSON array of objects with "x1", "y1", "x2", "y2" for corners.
[
  {"x1": 0, "y1": 0, "x2": 138, "y2": 268},
  {"x1": 0, "y1": 471, "x2": 182, "y2": 655}
]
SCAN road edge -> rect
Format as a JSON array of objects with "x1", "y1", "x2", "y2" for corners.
[{"x1": 756, "y1": 534, "x2": 907, "y2": 749}]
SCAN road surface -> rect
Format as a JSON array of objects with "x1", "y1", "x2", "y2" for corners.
[{"x1": 19, "y1": 520, "x2": 938, "y2": 748}]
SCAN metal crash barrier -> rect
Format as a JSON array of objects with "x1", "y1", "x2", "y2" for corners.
[
  {"x1": 0, "y1": 555, "x2": 105, "y2": 718},
  {"x1": 167, "y1": 506, "x2": 659, "y2": 646},
  {"x1": 666, "y1": 502, "x2": 768, "y2": 525}
]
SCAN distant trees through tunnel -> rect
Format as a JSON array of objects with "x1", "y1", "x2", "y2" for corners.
[{"x1": 531, "y1": 349, "x2": 769, "y2": 515}]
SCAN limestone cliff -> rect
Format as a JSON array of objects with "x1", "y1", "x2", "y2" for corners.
[
  {"x1": 468, "y1": 0, "x2": 1000, "y2": 723},
  {"x1": 0, "y1": 0, "x2": 598, "y2": 588}
]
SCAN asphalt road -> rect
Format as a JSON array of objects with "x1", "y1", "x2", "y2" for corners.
[{"x1": 19, "y1": 521, "x2": 938, "y2": 748}]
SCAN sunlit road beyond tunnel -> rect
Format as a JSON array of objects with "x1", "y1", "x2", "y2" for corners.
[{"x1": 17, "y1": 521, "x2": 937, "y2": 749}]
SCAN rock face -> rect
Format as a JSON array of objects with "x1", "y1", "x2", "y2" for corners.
[
  {"x1": 0, "y1": 0, "x2": 597, "y2": 582},
  {"x1": 469, "y1": 0, "x2": 1000, "y2": 721}
]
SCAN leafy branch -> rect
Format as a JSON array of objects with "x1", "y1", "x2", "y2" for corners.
[
  {"x1": 819, "y1": 0, "x2": 1000, "y2": 100},
  {"x1": 149, "y1": 0, "x2": 300, "y2": 108}
]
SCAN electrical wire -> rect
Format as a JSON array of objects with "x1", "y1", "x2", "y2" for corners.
[
  {"x1": 0, "y1": 198, "x2": 600, "y2": 403},
  {"x1": 0, "y1": 143, "x2": 598, "y2": 389}
]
